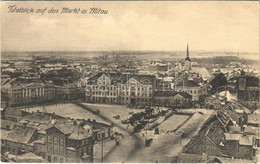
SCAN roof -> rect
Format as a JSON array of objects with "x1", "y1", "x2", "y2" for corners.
[
  {"x1": 130, "y1": 74, "x2": 156, "y2": 85},
  {"x1": 86, "y1": 120, "x2": 112, "y2": 130},
  {"x1": 185, "y1": 112, "x2": 233, "y2": 155},
  {"x1": 176, "y1": 80, "x2": 200, "y2": 87},
  {"x1": 224, "y1": 133, "x2": 240, "y2": 140},
  {"x1": 244, "y1": 126, "x2": 257, "y2": 135},
  {"x1": 5, "y1": 125, "x2": 36, "y2": 144},
  {"x1": 221, "y1": 100, "x2": 251, "y2": 114},
  {"x1": 2, "y1": 81, "x2": 54, "y2": 89},
  {"x1": 88, "y1": 72, "x2": 156, "y2": 85},
  {"x1": 1, "y1": 129, "x2": 10, "y2": 140},
  {"x1": 245, "y1": 76, "x2": 259, "y2": 87},
  {"x1": 13, "y1": 152, "x2": 48, "y2": 163},
  {"x1": 1, "y1": 119, "x2": 16, "y2": 130},
  {"x1": 239, "y1": 135, "x2": 254, "y2": 146},
  {"x1": 4, "y1": 108, "x2": 30, "y2": 117},
  {"x1": 31, "y1": 136, "x2": 46, "y2": 145},
  {"x1": 21, "y1": 111, "x2": 67, "y2": 124},
  {"x1": 211, "y1": 157, "x2": 252, "y2": 163},
  {"x1": 184, "y1": 122, "x2": 218, "y2": 153},
  {"x1": 88, "y1": 72, "x2": 126, "y2": 85},
  {"x1": 216, "y1": 111, "x2": 233, "y2": 128},
  {"x1": 153, "y1": 91, "x2": 192, "y2": 98},
  {"x1": 248, "y1": 114, "x2": 260, "y2": 125},
  {"x1": 229, "y1": 126, "x2": 241, "y2": 133},
  {"x1": 253, "y1": 107, "x2": 260, "y2": 114},
  {"x1": 225, "y1": 133, "x2": 254, "y2": 146},
  {"x1": 177, "y1": 153, "x2": 206, "y2": 163},
  {"x1": 190, "y1": 67, "x2": 212, "y2": 79},
  {"x1": 68, "y1": 126, "x2": 91, "y2": 140},
  {"x1": 50, "y1": 122, "x2": 75, "y2": 135}
]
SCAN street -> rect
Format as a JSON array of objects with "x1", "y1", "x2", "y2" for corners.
[{"x1": 24, "y1": 103, "x2": 214, "y2": 162}]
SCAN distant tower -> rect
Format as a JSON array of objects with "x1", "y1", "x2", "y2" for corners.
[{"x1": 184, "y1": 44, "x2": 191, "y2": 71}]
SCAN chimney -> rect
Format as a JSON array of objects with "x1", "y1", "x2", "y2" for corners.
[{"x1": 51, "y1": 118, "x2": 56, "y2": 124}]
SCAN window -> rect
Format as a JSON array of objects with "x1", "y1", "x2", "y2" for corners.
[
  {"x1": 47, "y1": 145, "x2": 52, "y2": 152},
  {"x1": 54, "y1": 146, "x2": 58, "y2": 154},
  {"x1": 54, "y1": 157, "x2": 57, "y2": 162},
  {"x1": 60, "y1": 147, "x2": 64, "y2": 155},
  {"x1": 60, "y1": 158, "x2": 63, "y2": 163},
  {"x1": 54, "y1": 136, "x2": 58, "y2": 145},
  {"x1": 48, "y1": 135, "x2": 52, "y2": 144},
  {"x1": 47, "y1": 155, "x2": 51, "y2": 162},
  {"x1": 60, "y1": 138, "x2": 64, "y2": 146}
]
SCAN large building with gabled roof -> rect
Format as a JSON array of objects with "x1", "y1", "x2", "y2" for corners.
[{"x1": 85, "y1": 72, "x2": 156, "y2": 106}]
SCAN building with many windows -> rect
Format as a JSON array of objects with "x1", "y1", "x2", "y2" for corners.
[
  {"x1": 85, "y1": 72, "x2": 156, "y2": 106},
  {"x1": 1, "y1": 110, "x2": 95, "y2": 163},
  {"x1": 45, "y1": 122, "x2": 94, "y2": 163},
  {"x1": 237, "y1": 70, "x2": 259, "y2": 110},
  {"x1": 1, "y1": 81, "x2": 55, "y2": 106},
  {"x1": 153, "y1": 91, "x2": 192, "y2": 108},
  {"x1": 175, "y1": 80, "x2": 203, "y2": 101}
]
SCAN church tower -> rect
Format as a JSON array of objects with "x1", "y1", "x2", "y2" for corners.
[{"x1": 184, "y1": 44, "x2": 191, "y2": 71}]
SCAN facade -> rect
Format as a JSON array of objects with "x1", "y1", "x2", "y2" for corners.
[
  {"x1": 175, "y1": 80, "x2": 202, "y2": 101},
  {"x1": 1, "y1": 82, "x2": 55, "y2": 106},
  {"x1": 4, "y1": 108, "x2": 31, "y2": 122},
  {"x1": 237, "y1": 72, "x2": 260, "y2": 110},
  {"x1": 204, "y1": 95, "x2": 224, "y2": 110},
  {"x1": 148, "y1": 62, "x2": 168, "y2": 72},
  {"x1": 221, "y1": 100, "x2": 250, "y2": 126},
  {"x1": 153, "y1": 91, "x2": 192, "y2": 108},
  {"x1": 184, "y1": 112, "x2": 256, "y2": 160},
  {"x1": 1, "y1": 125, "x2": 37, "y2": 155},
  {"x1": 45, "y1": 123, "x2": 94, "y2": 163},
  {"x1": 1, "y1": 110, "x2": 96, "y2": 163},
  {"x1": 55, "y1": 84, "x2": 85, "y2": 101},
  {"x1": 85, "y1": 120, "x2": 113, "y2": 141},
  {"x1": 155, "y1": 76, "x2": 174, "y2": 92},
  {"x1": 85, "y1": 72, "x2": 156, "y2": 106}
]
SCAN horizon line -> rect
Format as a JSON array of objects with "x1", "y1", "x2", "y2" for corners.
[{"x1": 1, "y1": 50, "x2": 258, "y2": 54}]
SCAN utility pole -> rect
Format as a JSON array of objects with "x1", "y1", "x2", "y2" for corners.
[{"x1": 101, "y1": 135, "x2": 104, "y2": 163}]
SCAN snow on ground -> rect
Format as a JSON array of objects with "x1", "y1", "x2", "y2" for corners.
[
  {"x1": 22, "y1": 103, "x2": 144, "y2": 125},
  {"x1": 83, "y1": 103, "x2": 145, "y2": 121},
  {"x1": 159, "y1": 114, "x2": 190, "y2": 131},
  {"x1": 175, "y1": 112, "x2": 213, "y2": 136},
  {"x1": 21, "y1": 103, "x2": 110, "y2": 124},
  {"x1": 21, "y1": 104, "x2": 215, "y2": 163}
]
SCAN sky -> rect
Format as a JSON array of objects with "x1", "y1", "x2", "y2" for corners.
[{"x1": 1, "y1": 1, "x2": 259, "y2": 53}]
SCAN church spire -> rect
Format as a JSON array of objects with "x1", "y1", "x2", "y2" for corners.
[
  {"x1": 185, "y1": 44, "x2": 190, "y2": 61},
  {"x1": 184, "y1": 44, "x2": 191, "y2": 71},
  {"x1": 187, "y1": 44, "x2": 189, "y2": 58}
]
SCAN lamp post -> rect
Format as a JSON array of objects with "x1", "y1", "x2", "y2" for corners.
[{"x1": 101, "y1": 134, "x2": 104, "y2": 163}]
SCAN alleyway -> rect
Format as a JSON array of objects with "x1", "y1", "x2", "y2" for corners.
[{"x1": 75, "y1": 103, "x2": 144, "y2": 162}]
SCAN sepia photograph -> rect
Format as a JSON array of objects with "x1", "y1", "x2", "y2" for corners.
[{"x1": 1, "y1": 1, "x2": 259, "y2": 163}]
